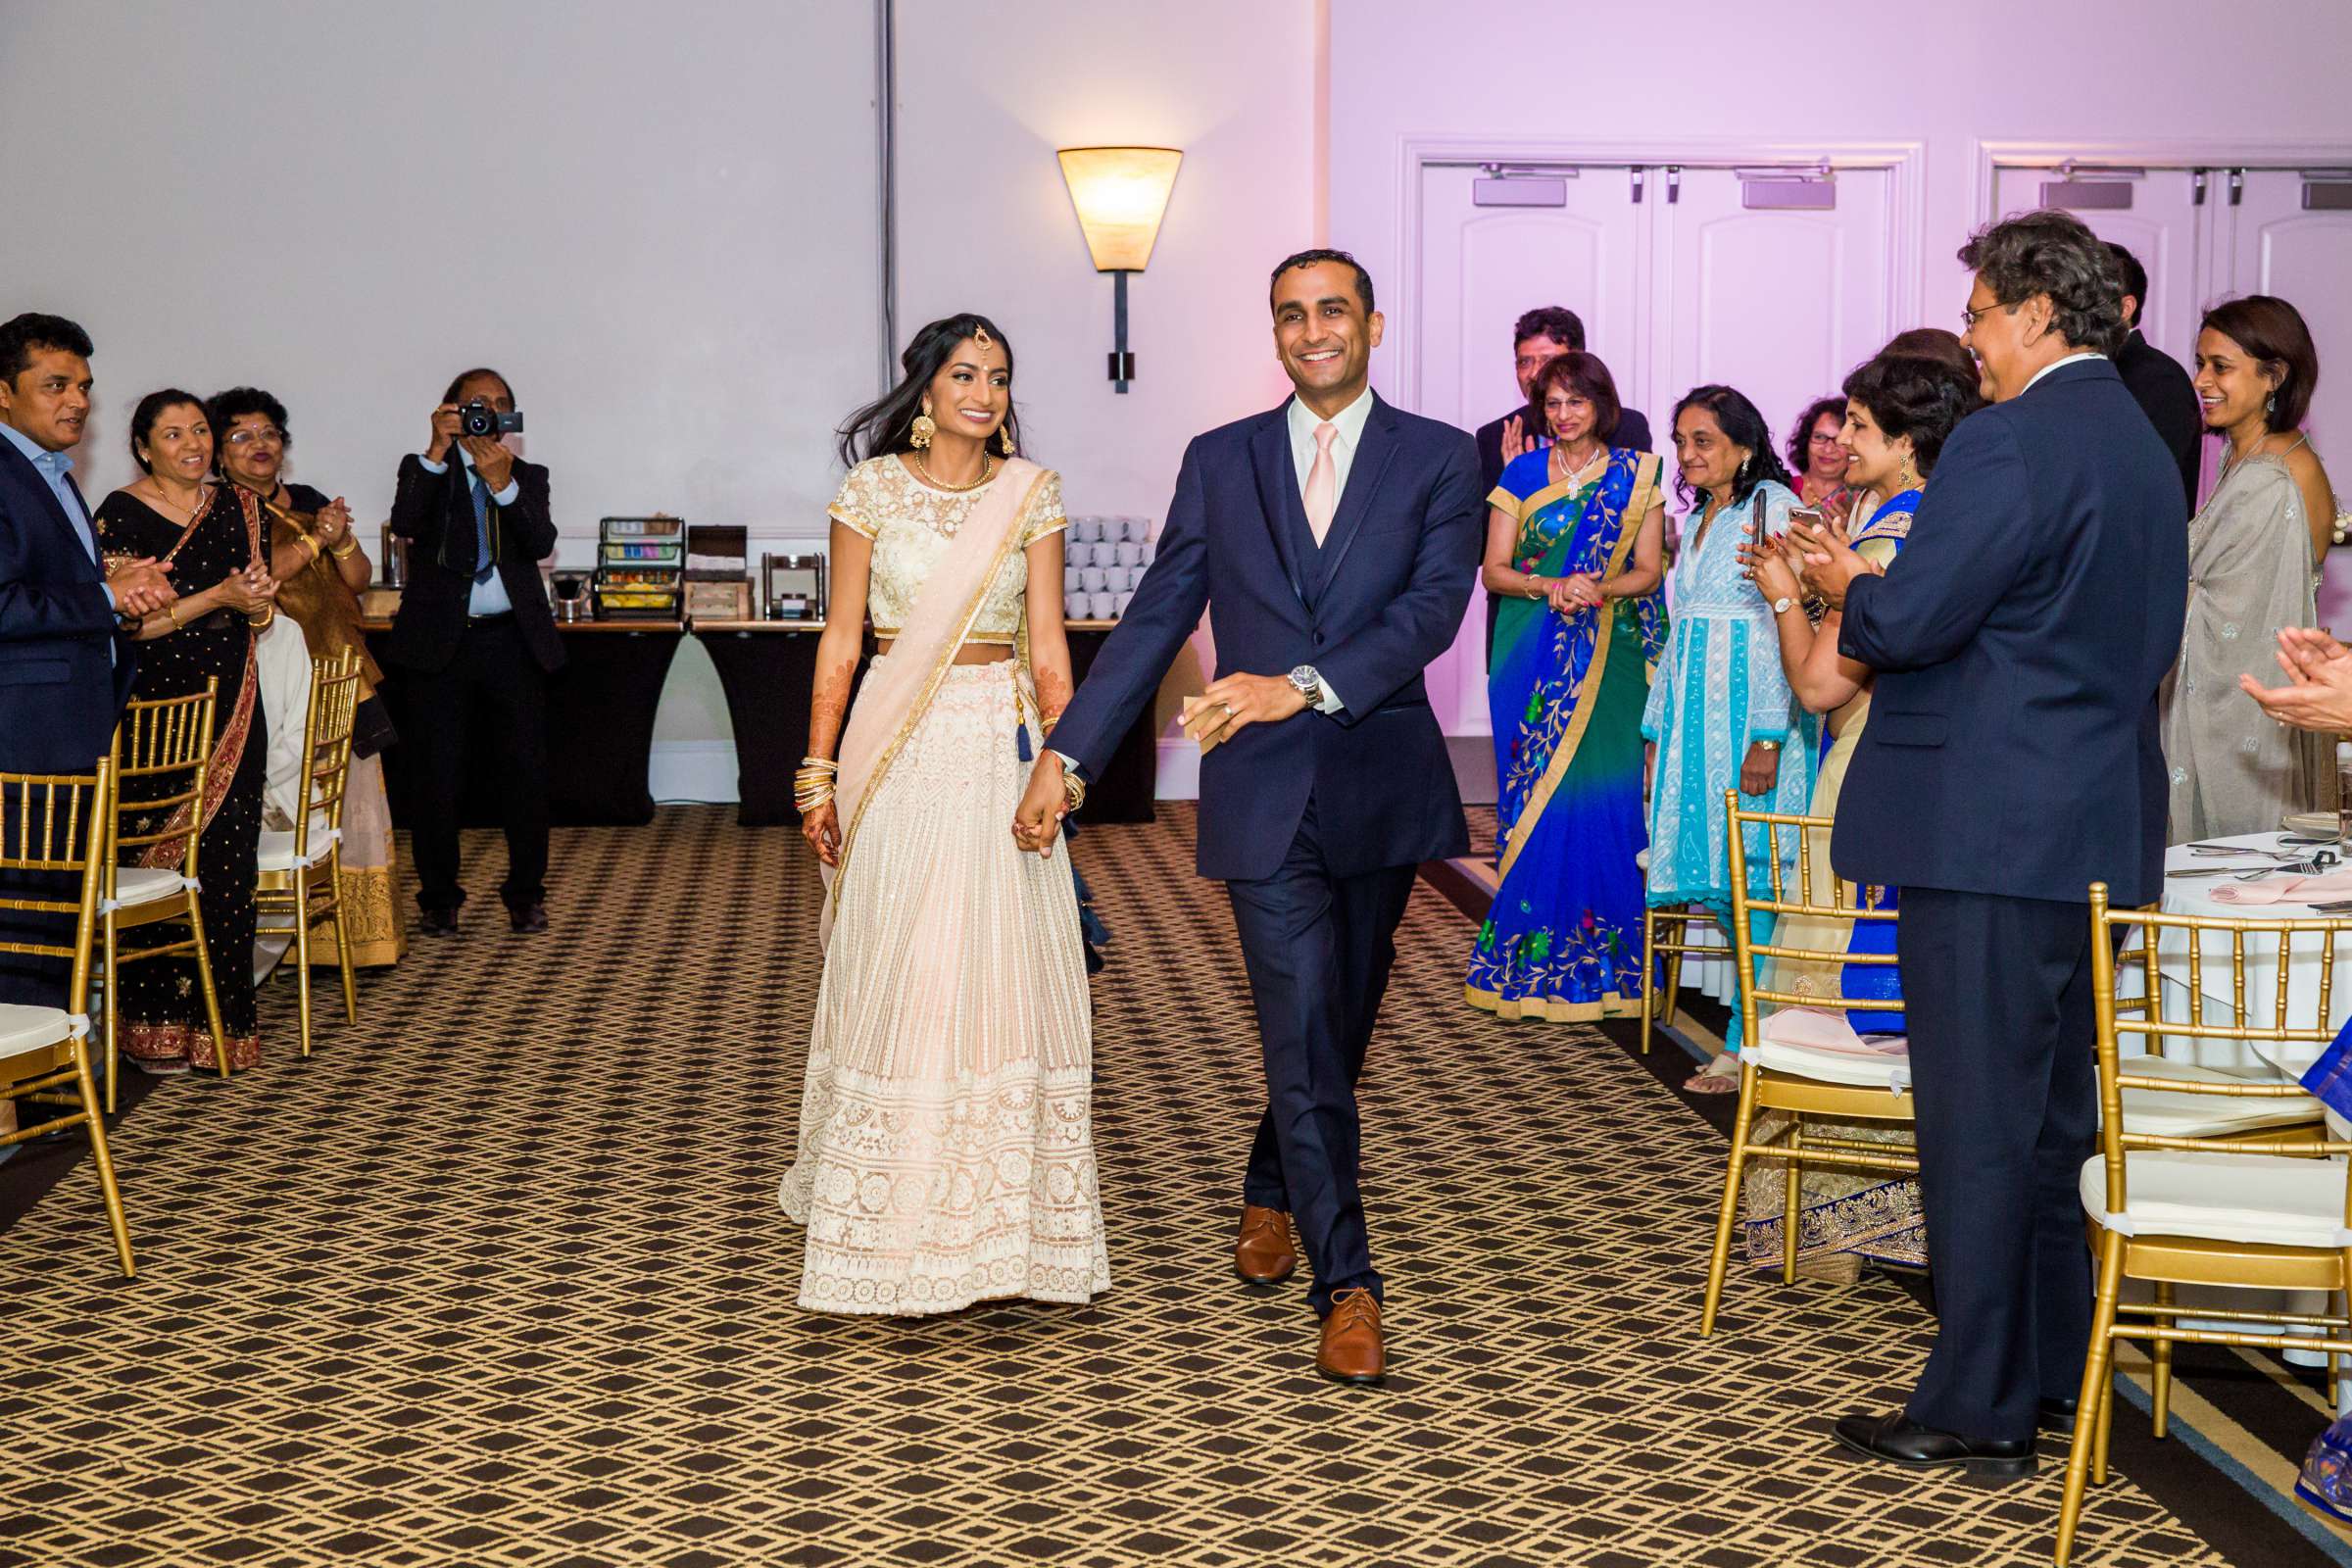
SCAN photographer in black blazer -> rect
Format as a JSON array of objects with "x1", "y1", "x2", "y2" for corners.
[{"x1": 385, "y1": 368, "x2": 563, "y2": 935}]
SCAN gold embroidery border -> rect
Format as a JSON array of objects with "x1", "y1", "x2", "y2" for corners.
[
  {"x1": 828, "y1": 466, "x2": 1050, "y2": 920},
  {"x1": 1496, "y1": 452, "x2": 1660, "y2": 883}
]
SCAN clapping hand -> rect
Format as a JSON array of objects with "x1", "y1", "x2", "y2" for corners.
[
  {"x1": 2241, "y1": 627, "x2": 2352, "y2": 733},
  {"x1": 1737, "y1": 527, "x2": 1803, "y2": 605},
  {"x1": 1792, "y1": 512, "x2": 1881, "y2": 610},
  {"x1": 314, "y1": 496, "x2": 354, "y2": 545},
  {"x1": 1499, "y1": 413, "x2": 1537, "y2": 466},
  {"x1": 107, "y1": 557, "x2": 175, "y2": 617},
  {"x1": 216, "y1": 564, "x2": 279, "y2": 614}
]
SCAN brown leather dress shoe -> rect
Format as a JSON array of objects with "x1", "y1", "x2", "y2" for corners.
[
  {"x1": 1235, "y1": 1204, "x2": 1298, "y2": 1285},
  {"x1": 1317, "y1": 1287, "x2": 1386, "y2": 1386}
]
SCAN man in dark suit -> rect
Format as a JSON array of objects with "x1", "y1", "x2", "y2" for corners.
[
  {"x1": 1801, "y1": 213, "x2": 2186, "y2": 1479},
  {"x1": 2106, "y1": 242, "x2": 2203, "y2": 509},
  {"x1": 385, "y1": 367, "x2": 563, "y2": 936},
  {"x1": 1472, "y1": 306, "x2": 1654, "y2": 497},
  {"x1": 1018, "y1": 249, "x2": 1483, "y2": 1386},
  {"x1": 1474, "y1": 308, "x2": 1651, "y2": 654},
  {"x1": 0, "y1": 313, "x2": 175, "y2": 1008}
]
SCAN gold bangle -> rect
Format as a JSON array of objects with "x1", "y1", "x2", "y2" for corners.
[
  {"x1": 1062, "y1": 773, "x2": 1087, "y2": 813},
  {"x1": 165, "y1": 603, "x2": 181, "y2": 629},
  {"x1": 299, "y1": 535, "x2": 322, "y2": 563},
  {"x1": 327, "y1": 538, "x2": 359, "y2": 560},
  {"x1": 799, "y1": 756, "x2": 839, "y2": 772}
]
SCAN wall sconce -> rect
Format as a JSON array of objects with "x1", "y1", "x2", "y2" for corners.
[{"x1": 1056, "y1": 146, "x2": 1182, "y2": 394}]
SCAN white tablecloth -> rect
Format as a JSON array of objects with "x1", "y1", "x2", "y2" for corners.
[{"x1": 2156, "y1": 831, "x2": 2352, "y2": 1081}]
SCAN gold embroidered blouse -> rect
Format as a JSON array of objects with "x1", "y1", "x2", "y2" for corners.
[{"x1": 828, "y1": 456, "x2": 1066, "y2": 644}]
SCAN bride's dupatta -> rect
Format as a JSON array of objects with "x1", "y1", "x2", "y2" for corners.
[{"x1": 821, "y1": 456, "x2": 1048, "y2": 948}]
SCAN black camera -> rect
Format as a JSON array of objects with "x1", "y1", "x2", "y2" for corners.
[{"x1": 457, "y1": 399, "x2": 524, "y2": 438}]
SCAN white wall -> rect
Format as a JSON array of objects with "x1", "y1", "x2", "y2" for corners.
[
  {"x1": 1327, "y1": 0, "x2": 2352, "y2": 413},
  {"x1": 894, "y1": 0, "x2": 1323, "y2": 753},
  {"x1": 0, "y1": 0, "x2": 880, "y2": 544}
]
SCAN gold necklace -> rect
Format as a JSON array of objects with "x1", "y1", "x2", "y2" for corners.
[{"x1": 912, "y1": 451, "x2": 995, "y2": 493}]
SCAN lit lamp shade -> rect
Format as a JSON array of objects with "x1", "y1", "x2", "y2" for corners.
[{"x1": 1056, "y1": 147, "x2": 1183, "y2": 272}]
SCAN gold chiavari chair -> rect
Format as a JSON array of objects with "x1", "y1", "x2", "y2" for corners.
[
  {"x1": 254, "y1": 650, "x2": 364, "y2": 1056},
  {"x1": 1700, "y1": 791, "x2": 1911, "y2": 1335},
  {"x1": 1639, "y1": 852, "x2": 1714, "y2": 1056},
  {"x1": 0, "y1": 760, "x2": 135, "y2": 1277},
  {"x1": 2054, "y1": 887, "x2": 2352, "y2": 1567},
  {"x1": 98, "y1": 679, "x2": 226, "y2": 1109}
]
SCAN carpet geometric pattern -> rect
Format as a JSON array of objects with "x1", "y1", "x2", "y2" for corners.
[{"x1": 0, "y1": 806, "x2": 2240, "y2": 1566}]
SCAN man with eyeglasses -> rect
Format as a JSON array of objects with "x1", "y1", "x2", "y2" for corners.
[
  {"x1": 381, "y1": 367, "x2": 563, "y2": 937},
  {"x1": 1800, "y1": 211, "x2": 2185, "y2": 1484}
]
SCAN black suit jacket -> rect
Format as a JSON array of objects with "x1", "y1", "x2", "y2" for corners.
[
  {"x1": 0, "y1": 438, "x2": 134, "y2": 772},
  {"x1": 2113, "y1": 330, "x2": 2203, "y2": 509},
  {"x1": 383, "y1": 452, "x2": 564, "y2": 674},
  {"x1": 1477, "y1": 404, "x2": 1653, "y2": 498},
  {"x1": 1834, "y1": 358, "x2": 2187, "y2": 907},
  {"x1": 1052, "y1": 393, "x2": 1484, "y2": 882}
]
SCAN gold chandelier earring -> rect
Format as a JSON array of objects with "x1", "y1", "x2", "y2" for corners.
[
  {"x1": 999, "y1": 423, "x2": 1016, "y2": 457},
  {"x1": 909, "y1": 402, "x2": 936, "y2": 449}
]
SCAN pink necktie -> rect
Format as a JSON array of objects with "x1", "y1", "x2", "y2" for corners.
[{"x1": 1303, "y1": 422, "x2": 1339, "y2": 545}]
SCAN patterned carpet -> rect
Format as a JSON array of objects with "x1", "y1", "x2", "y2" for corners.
[{"x1": 0, "y1": 805, "x2": 2310, "y2": 1567}]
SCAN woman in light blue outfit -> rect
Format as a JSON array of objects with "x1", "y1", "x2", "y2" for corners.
[{"x1": 1642, "y1": 385, "x2": 1817, "y2": 1092}]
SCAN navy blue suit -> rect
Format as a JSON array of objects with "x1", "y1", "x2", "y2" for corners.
[
  {"x1": 1834, "y1": 356, "x2": 2187, "y2": 1442},
  {"x1": 1052, "y1": 392, "x2": 1483, "y2": 1311},
  {"x1": 0, "y1": 434, "x2": 134, "y2": 1004}
]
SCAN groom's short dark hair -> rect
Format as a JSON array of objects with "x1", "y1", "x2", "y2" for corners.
[{"x1": 1269, "y1": 249, "x2": 1375, "y2": 318}]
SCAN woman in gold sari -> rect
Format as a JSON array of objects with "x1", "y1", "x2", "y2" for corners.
[
  {"x1": 211, "y1": 387, "x2": 406, "y2": 968},
  {"x1": 780, "y1": 314, "x2": 1107, "y2": 1315}
]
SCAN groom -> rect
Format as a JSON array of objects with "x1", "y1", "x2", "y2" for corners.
[{"x1": 1017, "y1": 249, "x2": 1483, "y2": 1384}]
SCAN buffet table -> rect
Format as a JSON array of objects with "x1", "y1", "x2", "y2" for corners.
[
  {"x1": 694, "y1": 619, "x2": 1157, "y2": 827},
  {"x1": 364, "y1": 619, "x2": 686, "y2": 828}
]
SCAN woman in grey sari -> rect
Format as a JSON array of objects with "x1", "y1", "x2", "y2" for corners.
[{"x1": 2164, "y1": 295, "x2": 2343, "y2": 840}]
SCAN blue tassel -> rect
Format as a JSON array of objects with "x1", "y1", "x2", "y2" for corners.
[{"x1": 1016, "y1": 722, "x2": 1034, "y2": 762}]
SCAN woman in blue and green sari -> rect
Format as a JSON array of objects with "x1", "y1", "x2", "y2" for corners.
[{"x1": 1469, "y1": 352, "x2": 1666, "y2": 1020}]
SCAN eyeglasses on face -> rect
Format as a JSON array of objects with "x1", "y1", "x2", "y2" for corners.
[
  {"x1": 1960, "y1": 302, "x2": 2003, "y2": 331},
  {"x1": 223, "y1": 427, "x2": 284, "y2": 446}
]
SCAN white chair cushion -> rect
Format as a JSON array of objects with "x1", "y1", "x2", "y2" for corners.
[
  {"x1": 2114, "y1": 1058, "x2": 2324, "y2": 1141},
  {"x1": 257, "y1": 822, "x2": 338, "y2": 874},
  {"x1": 109, "y1": 866, "x2": 193, "y2": 909},
  {"x1": 1753, "y1": 1006, "x2": 1911, "y2": 1092},
  {"x1": 0, "y1": 1004, "x2": 73, "y2": 1064},
  {"x1": 2081, "y1": 1149, "x2": 2352, "y2": 1249}
]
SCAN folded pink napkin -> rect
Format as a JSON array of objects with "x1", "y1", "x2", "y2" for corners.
[
  {"x1": 1760, "y1": 1006, "x2": 1909, "y2": 1056},
  {"x1": 2209, "y1": 871, "x2": 2352, "y2": 906}
]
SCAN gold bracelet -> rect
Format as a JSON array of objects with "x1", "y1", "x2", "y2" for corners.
[
  {"x1": 799, "y1": 756, "x2": 839, "y2": 772},
  {"x1": 165, "y1": 603, "x2": 181, "y2": 629},
  {"x1": 299, "y1": 535, "x2": 322, "y2": 564},
  {"x1": 1062, "y1": 773, "x2": 1087, "y2": 813},
  {"x1": 327, "y1": 538, "x2": 359, "y2": 560}
]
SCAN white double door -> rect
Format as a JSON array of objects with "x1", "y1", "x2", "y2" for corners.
[
  {"x1": 1414, "y1": 161, "x2": 1898, "y2": 735},
  {"x1": 1990, "y1": 164, "x2": 2352, "y2": 623}
]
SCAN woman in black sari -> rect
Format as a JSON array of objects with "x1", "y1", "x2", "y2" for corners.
[{"x1": 94, "y1": 390, "x2": 279, "y2": 1073}]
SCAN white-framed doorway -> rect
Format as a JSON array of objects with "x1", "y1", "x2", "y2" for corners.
[{"x1": 1395, "y1": 135, "x2": 1928, "y2": 738}]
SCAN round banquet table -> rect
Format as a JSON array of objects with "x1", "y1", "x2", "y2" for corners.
[
  {"x1": 2156, "y1": 830, "x2": 2352, "y2": 1082},
  {"x1": 2158, "y1": 830, "x2": 2352, "y2": 1389}
]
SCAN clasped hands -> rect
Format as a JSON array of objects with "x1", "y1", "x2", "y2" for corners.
[
  {"x1": 1010, "y1": 672, "x2": 1311, "y2": 857},
  {"x1": 105, "y1": 556, "x2": 177, "y2": 618},
  {"x1": 2242, "y1": 627, "x2": 2352, "y2": 733}
]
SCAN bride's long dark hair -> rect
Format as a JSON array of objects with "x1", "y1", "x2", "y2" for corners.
[{"x1": 835, "y1": 313, "x2": 1025, "y2": 469}]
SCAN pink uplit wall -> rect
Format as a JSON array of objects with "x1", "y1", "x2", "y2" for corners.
[{"x1": 1327, "y1": 0, "x2": 2352, "y2": 405}]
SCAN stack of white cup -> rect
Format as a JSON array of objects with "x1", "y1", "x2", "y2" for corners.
[{"x1": 1061, "y1": 515, "x2": 1157, "y2": 621}]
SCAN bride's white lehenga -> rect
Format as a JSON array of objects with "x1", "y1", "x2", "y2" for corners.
[{"x1": 780, "y1": 454, "x2": 1109, "y2": 1314}]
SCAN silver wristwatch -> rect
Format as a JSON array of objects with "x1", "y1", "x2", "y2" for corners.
[
  {"x1": 1769, "y1": 595, "x2": 1798, "y2": 615},
  {"x1": 1289, "y1": 664, "x2": 1326, "y2": 709}
]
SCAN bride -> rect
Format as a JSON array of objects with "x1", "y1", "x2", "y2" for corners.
[{"x1": 780, "y1": 313, "x2": 1108, "y2": 1315}]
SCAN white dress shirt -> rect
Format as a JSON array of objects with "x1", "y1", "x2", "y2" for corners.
[{"x1": 418, "y1": 443, "x2": 522, "y2": 615}]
